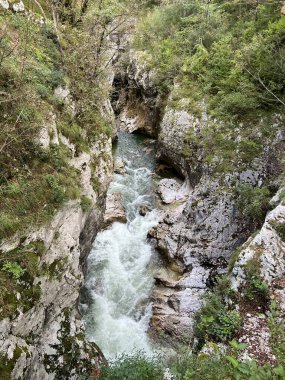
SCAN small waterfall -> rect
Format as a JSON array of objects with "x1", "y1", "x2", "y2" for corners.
[{"x1": 83, "y1": 131, "x2": 158, "y2": 359}]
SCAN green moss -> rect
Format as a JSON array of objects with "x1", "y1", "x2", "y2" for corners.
[
  {"x1": 42, "y1": 257, "x2": 68, "y2": 280},
  {"x1": 43, "y1": 307, "x2": 100, "y2": 378}
]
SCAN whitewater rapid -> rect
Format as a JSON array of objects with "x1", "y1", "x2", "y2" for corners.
[{"x1": 83, "y1": 131, "x2": 158, "y2": 359}]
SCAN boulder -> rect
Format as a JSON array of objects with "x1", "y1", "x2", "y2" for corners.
[
  {"x1": 0, "y1": 0, "x2": 9, "y2": 9},
  {"x1": 103, "y1": 192, "x2": 127, "y2": 227},
  {"x1": 139, "y1": 205, "x2": 151, "y2": 216},
  {"x1": 114, "y1": 157, "x2": 126, "y2": 174},
  {"x1": 157, "y1": 178, "x2": 181, "y2": 204},
  {"x1": 157, "y1": 178, "x2": 190, "y2": 204},
  {"x1": 12, "y1": 1, "x2": 24, "y2": 12}
]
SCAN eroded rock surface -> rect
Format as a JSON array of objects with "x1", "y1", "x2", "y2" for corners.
[
  {"x1": 0, "y1": 97, "x2": 113, "y2": 379},
  {"x1": 149, "y1": 106, "x2": 269, "y2": 341},
  {"x1": 114, "y1": 157, "x2": 126, "y2": 174},
  {"x1": 157, "y1": 178, "x2": 189, "y2": 204},
  {"x1": 0, "y1": 202, "x2": 107, "y2": 380},
  {"x1": 103, "y1": 192, "x2": 127, "y2": 227},
  {"x1": 231, "y1": 203, "x2": 285, "y2": 291}
]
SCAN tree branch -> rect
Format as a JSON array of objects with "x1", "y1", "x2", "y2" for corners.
[{"x1": 244, "y1": 67, "x2": 285, "y2": 107}]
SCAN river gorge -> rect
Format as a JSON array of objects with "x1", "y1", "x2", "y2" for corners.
[{"x1": 82, "y1": 131, "x2": 159, "y2": 358}]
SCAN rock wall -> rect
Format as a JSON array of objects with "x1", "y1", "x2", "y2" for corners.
[
  {"x1": 232, "y1": 197, "x2": 285, "y2": 293},
  {"x1": 149, "y1": 103, "x2": 284, "y2": 343},
  {"x1": 110, "y1": 48, "x2": 285, "y2": 349},
  {"x1": 0, "y1": 105, "x2": 113, "y2": 379},
  {"x1": 113, "y1": 51, "x2": 162, "y2": 137}
]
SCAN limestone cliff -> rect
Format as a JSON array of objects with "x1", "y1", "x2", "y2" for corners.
[
  {"x1": 0, "y1": 2, "x2": 115, "y2": 378},
  {"x1": 0, "y1": 114, "x2": 113, "y2": 379},
  {"x1": 114, "y1": 52, "x2": 285, "y2": 346}
]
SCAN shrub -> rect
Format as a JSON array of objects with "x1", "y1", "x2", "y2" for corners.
[
  {"x1": 171, "y1": 354, "x2": 233, "y2": 380},
  {"x1": 269, "y1": 301, "x2": 285, "y2": 364},
  {"x1": 236, "y1": 184, "x2": 271, "y2": 227},
  {"x1": 45, "y1": 174, "x2": 66, "y2": 204},
  {"x1": 243, "y1": 258, "x2": 269, "y2": 308},
  {"x1": 80, "y1": 196, "x2": 93, "y2": 212},
  {"x1": 36, "y1": 83, "x2": 50, "y2": 99},
  {"x1": 97, "y1": 354, "x2": 164, "y2": 380},
  {"x1": 2, "y1": 261, "x2": 26, "y2": 280},
  {"x1": 270, "y1": 220, "x2": 285, "y2": 241},
  {"x1": 0, "y1": 213, "x2": 20, "y2": 238},
  {"x1": 194, "y1": 277, "x2": 240, "y2": 346}
]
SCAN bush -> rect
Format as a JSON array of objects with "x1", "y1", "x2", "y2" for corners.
[
  {"x1": 236, "y1": 184, "x2": 271, "y2": 227},
  {"x1": 2, "y1": 261, "x2": 26, "y2": 280},
  {"x1": 80, "y1": 195, "x2": 93, "y2": 211},
  {"x1": 96, "y1": 349, "x2": 285, "y2": 380},
  {"x1": 206, "y1": 310, "x2": 241, "y2": 343},
  {"x1": 243, "y1": 258, "x2": 269, "y2": 306},
  {"x1": 269, "y1": 301, "x2": 285, "y2": 364},
  {"x1": 36, "y1": 83, "x2": 50, "y2": 99},
  {"x1": 97, "y1": 354, "x2": 164, "y2": 380},
  {"x1": 0, "y1": 213, "x2": 20, "y2": 238},
  {"x1": 194, "y1": 277, "x2": 240, "y2": 346},
  {"x1": 270, "y1": 220, "x2": 285, "y2": 241},
  {"x1": 0, "y1": 242, "x2": 44, "y2": 319}
]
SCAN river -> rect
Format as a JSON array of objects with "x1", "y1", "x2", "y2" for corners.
[{"x1": 83, "y1": 130, "x2": 159, "y2": 359}]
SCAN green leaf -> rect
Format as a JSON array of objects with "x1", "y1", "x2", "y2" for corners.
[
  {"x1": 230, "y1": 340, "x2": 247, "y2": 351},
  {"x1": 226, "y1": 356, "x2": 239, "y2": 368}
]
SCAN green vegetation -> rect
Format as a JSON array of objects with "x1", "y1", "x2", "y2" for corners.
[
  {"x1": 134, "y1": 1, "x2": 285, "y2": 117},
  {"x1": 270, "y1": 220, "x2": 285, "y2": 241},
  {"x1": 98, "y1": 354, "x2": 164, "y2": 380},
  {"x1": 0, "y1": 241, "x2": 45, "y2": 319},
  {"x1": 194, "y1": 277, "x2": 240, "y2": 348},
  {"x1": 243, "y1": 258, "x2": 269, "y2": 305},
  {"x1": 170, "y1": 339, "x2": 285, "y2": 380},
  {"x1": 96, "y1": 347, "x2": 285, "y2": 380},
  {"x1": 236, "y1": 184, "x2": 272, "y2": 228},
  {"x1": 133, "y1": 1, "x2": 284, "y2": 175},
  {"x1": 0, "y1": 12, "x2": 80, "y2": 240},
  {"x1": 0, "y1": 346, "x2": 30, "y2": 380},
  {"x1": 81, "y1": 195, "x2": 93, "y2": 211},
  {"x1": 269, "y1": 301, "x2": 285, "y2": 364},
  {"x1": 0, "y1": 143, "x2": 81, "y2": 240}
]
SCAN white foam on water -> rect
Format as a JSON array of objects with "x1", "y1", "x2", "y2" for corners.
[{"x1": 83, "y1": 132, "x2": 158, "y2": 359}]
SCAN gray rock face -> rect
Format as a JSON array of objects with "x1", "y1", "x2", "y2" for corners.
[
  {"x1": 150, "y1": 102, "x2": 284, "y2": 344},
  {"x1": 150, "y1": 175, "x2": 245, "y2": 339},
  {"x1": 0, "y1": 110, "x2": 113, "y2": 379},
  {"x1": 12, "y1": 1, "x2": 24, "y2": 12},
  {"x1": 150, "y1": 107, "x2": 251, "y2": 340},
  {"x1": 103, "y1": 192, "x2": 127, "y2": 227},
  {"x1": 114, "y1": 157, "x2": 126, "y2": 174},
  {"x1": 0, "y1": 203, "x2": 107, "y2": 379},
  {"x1": 157, "y1": 178, "x2": 190, "y2": 204},
  {"x1": 231, "y1": 202, "x2": 285, "y2": 293},
  {"x1": 114, "y1": 51, "x2": 161, "y2": 137},
  {"x1": 0, "y1": 0, "x2": 9, "y2": 10},
  {"x1": 157, "y1": 109, "x2": 203, "y2": 184}
]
